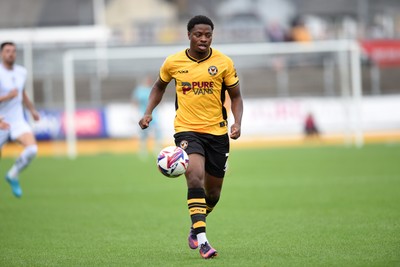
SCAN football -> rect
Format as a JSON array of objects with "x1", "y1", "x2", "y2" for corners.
[{"x1": 157, "y1": 146, "x2": 189, "y2": 178}]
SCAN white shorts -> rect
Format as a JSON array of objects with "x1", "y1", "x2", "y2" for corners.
[{"x1": 0, "y1": 120, "x2": 32, "y2": 147}]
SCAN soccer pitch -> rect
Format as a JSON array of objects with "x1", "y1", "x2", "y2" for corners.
[{"x1": 0, "y1": 144, "x2": 399, "y2": 266}]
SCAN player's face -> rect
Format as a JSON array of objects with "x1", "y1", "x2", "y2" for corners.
[
  {"x1": 1, "y1": 44, "x2": 17, "y2": 66},
  {"x1": 188, "y1": 24, "x2": 213, "y2": 56}
]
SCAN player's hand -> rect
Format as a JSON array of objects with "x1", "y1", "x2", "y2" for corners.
[
  {"x1": 138, "y1": 114, "x2": 152, "y2": 129},
  {"x1": 0, "y1": 116, "x2": 10, "y2": 130},
  {"x1": 31, "y1": 110, "x2": 40, "y2": 121},
  {"x1": 230, "y1": 123, "x2": 241, "y2": 140},
  {"x1": 8, "y1": 88, "x2": 18, "y2": 99}
]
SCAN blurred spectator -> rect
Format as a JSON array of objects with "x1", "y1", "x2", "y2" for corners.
[
  {"x1": 304, "y1": 112, "x2": 320, "y2": 139},
  {"x1": 369, "y1": 24, "x2": 386, "y2": 39},
  {"x1": 265, "y1": 21, "x2": 288, "y2": 91},
  {"x1": 132, "y1": 75, "x2": 162, "y2": 158},
  {"x1": 289, "y1": 16, "x2": 312, "y2": 42},
  {"x1": 266, "y1": 21, "x2": 289, "y2": 42}
]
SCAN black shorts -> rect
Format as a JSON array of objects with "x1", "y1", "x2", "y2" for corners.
[{"x1": 174, "y1": 131, "x2": 229, "y2": 178}]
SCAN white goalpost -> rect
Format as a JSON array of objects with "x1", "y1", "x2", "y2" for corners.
[{"x1": 63, "y1": 40, "x2": 363, "y2": 159}]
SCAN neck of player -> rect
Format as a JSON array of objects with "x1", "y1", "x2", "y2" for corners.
[{"x1": 188, "y1": 48, "x2": 210, "y2": 61}]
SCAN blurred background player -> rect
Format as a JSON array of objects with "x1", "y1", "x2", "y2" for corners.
[
  {"x1": 138, "y1": 15, "x2": 243, "y2": 259},
  {"x1": 132, "y1": 75, "x2": 162, "y2": 158},
  {"x1": 0, "y1": 41, "x2": 40, "y2": 198}
]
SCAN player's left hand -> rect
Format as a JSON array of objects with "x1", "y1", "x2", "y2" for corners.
[
  {"x1": 138, "y1": 114, "x2": 152, "y2": 129},
  {"x1": 230, "y1": 123, "x2": 241, "y2": 140}
]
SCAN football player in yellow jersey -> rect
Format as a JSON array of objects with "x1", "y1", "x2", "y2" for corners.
[{"x1": 139, "y1": 15, "x2": 243, "y2": 259}]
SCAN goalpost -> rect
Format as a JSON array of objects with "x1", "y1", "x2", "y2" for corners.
[{"x1": 63, "y1": 40, "x2": 363, "y2": 159}]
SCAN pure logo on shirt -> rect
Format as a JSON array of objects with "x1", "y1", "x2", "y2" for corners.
[{"x1": 181, "y1": 81, "x2": 214, "y2": 95}]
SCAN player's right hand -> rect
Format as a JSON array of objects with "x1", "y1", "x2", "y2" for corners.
[
  {"x1": 138, "y1": 114, "x2": 152, "y2": 129},
  {"x1": 0, "y1": 116, "x2": 10, "y2": 130},
  {"x1": 8, "y1": 88, "x2": 18, "y2": 99}
]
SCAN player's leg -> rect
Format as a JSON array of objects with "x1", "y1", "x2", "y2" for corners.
[
  {"x1": 204, "y1": 174, "x2": 224, "y2": 216},
  {"x1": 185, "y1": 153, "x2": 207, "y2": 248},
  {"x1": 193, "y1": 134, "x2": 229, "y2": 258},
  {"x1": 175, "y1": 132, "x2": 217, "y2": 258},
  {"x1": 188, "y1": 173, "x2": 223, "y2": 259},
  {"x1": 0, "y1": 128, "x2": 23, "y2": 197},
  {"x1": 204, "y1": 133, "x2": 229, "y2": 216},
  {"x1": 186, "y1": 154, "x2": 217, "y2": 259},
  {"x1": 6, "y1": 132, "x2": 38, "y2": 197}
]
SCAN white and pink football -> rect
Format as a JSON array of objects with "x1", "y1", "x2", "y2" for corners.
[{"x1": 157, "y1": 146, "x2": 189, "y2": 178}]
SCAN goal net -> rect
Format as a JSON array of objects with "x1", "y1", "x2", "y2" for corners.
[{"x1": 62, "y1": 40, "x2": 363, "y2": 158}]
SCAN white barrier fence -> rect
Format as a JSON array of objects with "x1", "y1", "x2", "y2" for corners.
[{"x1": 106, "y1": 95, "x2": 400, "y2": 143}]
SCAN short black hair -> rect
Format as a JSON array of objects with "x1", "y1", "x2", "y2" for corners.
[
  {"x1": 187, "y1": 15, "x2": 214, "y2": 32},
  {"x1": 1, "y1": 41, "x2": 15, "y2": 51}
]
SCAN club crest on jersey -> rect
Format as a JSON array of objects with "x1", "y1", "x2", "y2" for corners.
[{"x1": 208, "y1": 66, "x2": 218, "y2": 76}]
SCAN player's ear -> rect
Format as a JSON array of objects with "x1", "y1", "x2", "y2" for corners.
[{"x1": 187, "y1": 31, "x2": 191, "y2": 40}]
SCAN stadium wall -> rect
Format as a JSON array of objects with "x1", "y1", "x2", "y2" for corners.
[
  {"x1": 2, "y1": 94, "x2": 398, "y2": 158},
  {"x1": 32, "y1": 95, "x2": 400, "y2": 140}
]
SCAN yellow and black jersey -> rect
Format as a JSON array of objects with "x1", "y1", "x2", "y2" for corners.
[{"x1": 159, "y1": 48, "x2": 239, "y2": 135}]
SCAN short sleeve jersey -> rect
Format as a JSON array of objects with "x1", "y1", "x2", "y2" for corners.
[
  {"x1": 0, "y1": 63, "x2": 27, "y2": 122},
  {"x1": 160, "y1": 48, "x2": 239, "y2": 135}
]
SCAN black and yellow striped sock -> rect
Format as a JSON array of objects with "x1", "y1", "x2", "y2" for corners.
[{"x1": 187, "y1": 188, "x2": 207, "y2": 235}]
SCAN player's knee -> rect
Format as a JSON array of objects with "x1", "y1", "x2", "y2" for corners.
[{"x1": 24, "y1": 144, "x2": 38, "y2": 160}]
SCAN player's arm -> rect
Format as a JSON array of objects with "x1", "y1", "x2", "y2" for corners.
[
  {"x1": 22, "y1": 90, "x2": 40, "y2": 121},
  {"x1": 227, "y1": 84, "x2": 243, "y2": 140},
  {"x1": 138, "y1": 77, "x2": 168, "y2": 129},
  {"x1": 0, "y1": 88, "x2": 18, "y2": 102}
]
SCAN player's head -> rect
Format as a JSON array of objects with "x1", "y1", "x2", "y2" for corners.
[
  {"x1": 187, "y1": 15, "x2": 214, "y2": 56},
  {"x1": 1, "y1": 41, "x2": 17, "y2": 66},
  {"x1": 187, "y1": 15, "x2": 214, "y2": 32}
]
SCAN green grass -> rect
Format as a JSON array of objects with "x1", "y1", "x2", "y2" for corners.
[{"x1": 1, "y1": 143, "x2": 399, "y2": 266}]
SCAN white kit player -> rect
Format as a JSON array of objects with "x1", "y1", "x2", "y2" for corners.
[{"x1": 0, "y1": 42, "x2": 40, "y2": 198}]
